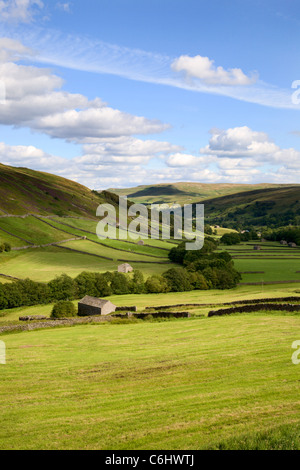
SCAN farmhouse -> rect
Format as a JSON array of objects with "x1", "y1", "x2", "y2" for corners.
[
  {"x1": 118, "y1": 263, "x2": 133, "y2": 273},
  {"x1": 78, "y1": 296, "x2": 116, "y2": 316}
]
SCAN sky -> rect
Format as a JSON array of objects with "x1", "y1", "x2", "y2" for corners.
[{"x1": 0, "y1": 0, "x2": 300, "y2": 189}]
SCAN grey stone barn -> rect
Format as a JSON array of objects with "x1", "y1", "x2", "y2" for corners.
[
  {"x1": 78, "y1": 296, "x2": 116, "y2": 317},
  {"x1": 137, "y1": 240, "x2": 145, "y2": 246},
  {"x1": 289, "y1": 242, "x2": 297, "y2": 248},
  {"x1": 253, "y1": 245, "x2": 261, "y2": 250},
  {"x1": 118, "y1": 263, "x2": 134, "y2": 273}
]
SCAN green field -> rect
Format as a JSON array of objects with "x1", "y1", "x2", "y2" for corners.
[
  {"x1": 1, "y1": 312, "x2": 300, "y2": 450},
  {"x1": 1, "y1": 284, "x2": 300, "y2": 325},
  {"x1": 0, "y1": 247, "x2": 171, "y2": 282}
]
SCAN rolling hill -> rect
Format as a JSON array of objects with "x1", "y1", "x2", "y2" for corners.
[
  {"x1": 109, "y1": 181, "x2": 300, "y2": 228},
  {"x1": 0, "y1": 163, "x2": 174, "y2": 282},
  {"x1": 108, "y1": 182, "x2": 293, "y2": 205},
  {"x1": 202, "y1": 185, "x2": 300, "y2": 228},
  {"x1": 0, "y1": 163, "x2": 106, "y2": 217}
]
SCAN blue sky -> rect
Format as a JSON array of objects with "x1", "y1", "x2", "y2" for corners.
[{"x1": 0, "y1": 0, "x2": 300, "y2": 188}]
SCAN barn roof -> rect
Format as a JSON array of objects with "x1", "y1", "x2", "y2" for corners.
[
  {"x1": 118, "y1": 263, "x2": 132, "y2": 268},
  {"x1": 79, "y1": 296, "x2": 111, "y2": 307}
]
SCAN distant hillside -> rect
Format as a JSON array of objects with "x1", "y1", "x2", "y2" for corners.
[
  {"x1": 108, "y1": 182, "x2": 291, "y2": 205},
  {"x1": 202, "y1": 186, "x2": 300, "y2": 228},
  {"x1": 0, "y1": 163, "x2": 109, "y2": 217}
]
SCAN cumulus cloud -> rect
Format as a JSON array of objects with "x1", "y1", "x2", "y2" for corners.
[
  {"x1": 166, "y1": 153, "x2": 203, "y2": 167},
  {"x1": 200, "y1": 126, "x2": 300, "y2": 168},
  {"x1": 172, "y1": 55, "x2": 257, "y2": 86},
  {"x1": 0, "y1": 39, "x2": 169, "y2": 142},
  {"x1": 0, "y1": 141, "x2": 67, "y2": 170},
  {"x1": 0, "y1": 0, "x2": 44, "y2": 23},
  {"x1": 77, "y1": 137, "x2": 181, "y2": 165},
  {"x1": 34, "y1": 108, "x2": 169, "y2": 142},
  {"x1": 0, "y1": 37, "x2": 32, "y2": 62}
]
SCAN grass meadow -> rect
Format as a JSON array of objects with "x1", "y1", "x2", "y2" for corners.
[
  {"x1": 0, "y1": 216, "x2": 300, "y2": 450},
  {"x1": 1, "y1": 313, "x2": 300, "y2": 450}
]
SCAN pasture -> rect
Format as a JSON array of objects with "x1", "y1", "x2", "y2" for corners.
[
  {"x1": 0, "y1": 216, "x2": 299, "y2": 289},
  {"x1": 1, "y1": 283, "x2": 300, "y2": 325},
  {"x1": 0, "y1": 312, "x2": 300, "y2": 450}
]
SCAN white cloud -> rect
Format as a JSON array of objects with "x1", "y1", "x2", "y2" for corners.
[
  {"x1": 166, "y1": 153, "x2": 202, "y2": 167},
  {"x1": 34, "y1": 108, "x2": 169, "y2": 142},
  {"x1": 1, "y1": 26, "x2": 296, "y2": 109},
  {"x1": 0, "y1": 141, "x2": 67, "y2": 169},
  {"x1": 171, "y1": 55, "x2": 257, "y2": 86},
  {"x1": 0, "y1": 37, "x2": 32, "y2": 62},
  {"x1": 77, "y1": 137, "x2": 181, "y2": 165},
  {"x1": 200, "y1": 126, "x2": 300, "y2": 168},
  {"x1": 0, "y1": 40, "x2": 169, "y2": 142},
  {"x1": 0, "y1": 0, "x2": 43, "y2": 23}
]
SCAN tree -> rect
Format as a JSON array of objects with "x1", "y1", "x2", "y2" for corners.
[
  {"x1": 204, "y1": 224, "x2": 213, "y2": 235},
  {"x1": 145, "y1": 275, "x2": 169, "y2": 294},
  {"x1": 51, "y1": 301, "x2": 77, "y2": 318},
  {"x1": 130, "y1": 270, "x2": 145, "y2": 294},
  {"x1": 75, "y1": 272, "x2": 97, "y2": 298},
  {"x1": 110, "y1": 272, "x2": 131, "y2": 295},
  {"x1": 162, "y1": 267, "x2": 193, "y2": 292},
  {"x1": 48, "y1": 274, "x2": 76, "y2": 301},
  {"x1": 189, "y1": 272, "x2": 209, "y2": 290},
  {"x1": 94, "y1": 273, "x2": 112, "y2": 297},
  {"x1": 220, "y1": 233, "x2": 241, "y2": 245}
]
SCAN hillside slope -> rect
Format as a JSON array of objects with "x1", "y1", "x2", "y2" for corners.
[
  {"x1": 108, "y1": 182, "x2": 292, "y2": 205},
  {"x1": 203, "y1": 186, "x2": 300, "y2": 228},
  {"x1": 0, "y1": 163, "x2": 105, "y2": 217}
]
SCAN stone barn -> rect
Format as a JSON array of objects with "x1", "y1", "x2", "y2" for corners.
[
  {"x1": 280, "y1": 240, "x2": 288, "y2": 245},
  {"x1": 253, "y1": 245, "x2": 261, "y2": 250},
  {"x1": 78, "y1": 296, "x2": 116, "y2": 317},
  {"x1": 118, "y1": 263, "x2": 133, "y2": 273},
  {"x1": 137, "y1": 240, "x2": 145, "y2": 246},
  {"x1": 289, "y1": 242, "x2": 297, "y2": 248}
]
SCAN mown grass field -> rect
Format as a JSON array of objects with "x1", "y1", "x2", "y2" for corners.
[{"x1": 1, "y1": 312, "x2": 300, "y2": 450}]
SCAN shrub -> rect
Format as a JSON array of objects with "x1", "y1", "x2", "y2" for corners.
[
  {"x1": 51, "y1": 301, "x2": 77, "y2": 318},
  {"x1": 0, "y1": 242, "x2": 11, "y2": 253}
]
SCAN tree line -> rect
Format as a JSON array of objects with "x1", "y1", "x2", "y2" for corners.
[{"x1": 0, "y1": 237, "x2": 242, "y2": 311}]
